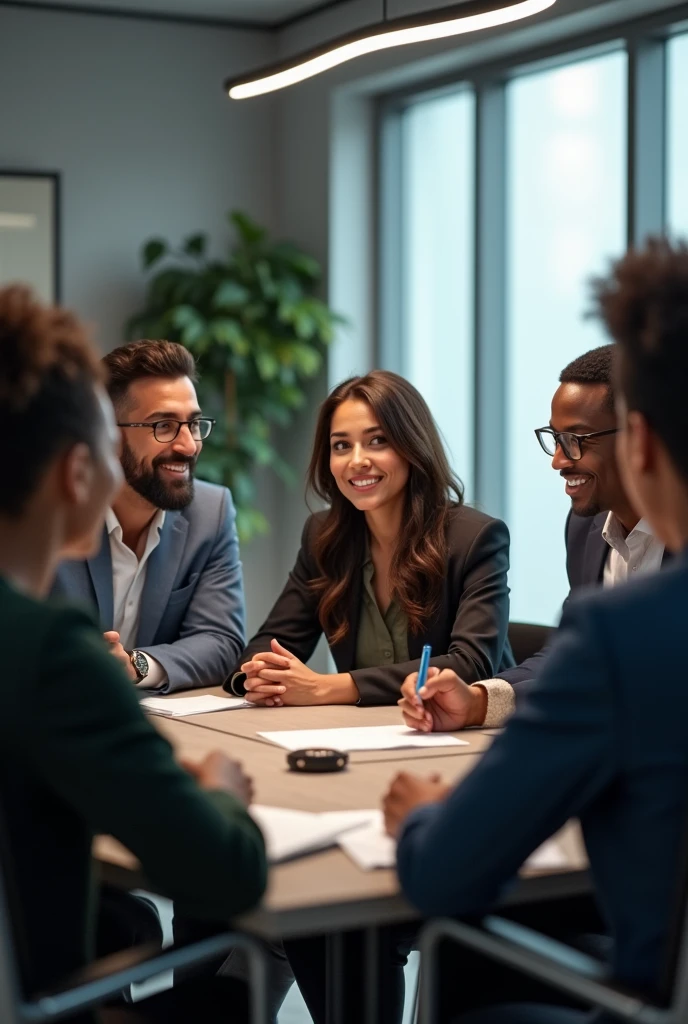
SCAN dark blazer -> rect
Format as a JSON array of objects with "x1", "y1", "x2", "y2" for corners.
[
  {"x1": 226, "y1": 505, "x2": 514, "y2": 706},
  {"x1": 397, "y1": 551, "x2": 688, "y2": 999},
  {"x1": 0, "y1": 579, "x2": 266, "y2": 999},
  {"x1": 52, "y1": 481, "x2": 246, "y2": 693},
  {"x1": 501, "y1": 511, "x2": 669, "y2": 687}
]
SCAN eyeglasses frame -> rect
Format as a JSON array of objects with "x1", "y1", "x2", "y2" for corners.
[
  {"x1": 534, "y1": 426, "x2": 620, "y2": 462},
  {"x1": 117, "y1": 418, "x2": 216, "y2": 443}
]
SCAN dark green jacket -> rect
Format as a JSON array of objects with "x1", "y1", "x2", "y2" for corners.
[{"x1": 0, "y1": 577, "x2": 267, "y2": 1001}]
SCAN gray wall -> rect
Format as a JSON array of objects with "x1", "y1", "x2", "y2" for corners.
[{"x1": 0, "y1": 4, "x2": 279, "y2": 633}]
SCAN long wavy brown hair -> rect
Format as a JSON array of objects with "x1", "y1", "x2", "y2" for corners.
[{"x1": 307, "y1": 370, "x2": 463, "y2": 644}]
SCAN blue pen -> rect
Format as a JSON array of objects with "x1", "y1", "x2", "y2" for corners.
[{"x1": 415, "y1": 644, "x2": 432, "y2": 701}]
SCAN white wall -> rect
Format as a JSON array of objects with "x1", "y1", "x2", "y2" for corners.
[{"x1": 0, "y1": 4, "x2": 279, "y2": 632}]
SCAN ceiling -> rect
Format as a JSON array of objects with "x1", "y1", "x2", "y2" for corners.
[{"x1": 4, "y1": 0, "x2": 343, "y2": 26}]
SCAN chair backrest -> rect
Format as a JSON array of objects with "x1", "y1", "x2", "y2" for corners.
[
  {"x1": 0, "y1": 805, "x2": 29, "y2": 1024},
  {"x1": 507, "y1": 621, "x2": 555, "y2": 666},
  {"x1": 657, "y1": 803, "x2": 688, "y2": 1021}
]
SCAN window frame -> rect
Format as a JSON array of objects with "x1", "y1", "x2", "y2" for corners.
[{"x1": 378, "y1": 3, "x2": 688, "y2": 520}]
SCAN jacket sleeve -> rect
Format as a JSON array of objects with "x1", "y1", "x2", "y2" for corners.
[
  {"x1": 352, "y1": 517, "x2": 512, "y2": 706},
  {"x1": 224, "y1": 517, "x2": 324, "y2": 695},
  {"x1": 396, "y1": 597, "x2": 615, "y2": 917},
  {"x1": 29, "y1": 608, "x2": 266, "y2": 922},
  {"x1": 140, "y1": 489, "x2": 246, "y2": 693}
]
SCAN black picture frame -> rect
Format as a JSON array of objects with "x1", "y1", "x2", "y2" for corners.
[{"x1": 0, "y1": 171, "x2": 61, "y2": 301}]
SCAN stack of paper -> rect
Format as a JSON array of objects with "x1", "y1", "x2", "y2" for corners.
[
  {"x1": 140, "y1": 695, "x2": 251, "y2": 717},
  {"x1": 257, "y1": 724, "x2": 468, "y2": 753},
  {"x1": 337, "y1": 814, "x2": 571, "y2": 874},
  {"x1": 249, "y1": 805, "x2": 378, "y2": 863}
]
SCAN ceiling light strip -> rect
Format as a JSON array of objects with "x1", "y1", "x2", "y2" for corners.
[{"x1": 226, "y1": 0, "x2": 558, "y2": 99}]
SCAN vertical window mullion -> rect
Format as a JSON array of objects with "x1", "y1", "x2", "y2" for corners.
[
  {"x1": 378, "y1": 105, "x2": 405, "y2": 373},
  {"x1": 627, "y1": 35, "x2": 667, "y2": 245},
  {"x1": 474, "y1": 81, "x2": 508, "y2": 521}
]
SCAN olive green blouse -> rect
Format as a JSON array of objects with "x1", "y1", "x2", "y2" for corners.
[{"x1": 354, "y1": 544, "x2": 409, "y2": 670}]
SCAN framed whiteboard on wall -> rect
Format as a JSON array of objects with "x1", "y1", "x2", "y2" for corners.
[{"x1": 0, "y1": 172, "x2": 60, "y2": 302}]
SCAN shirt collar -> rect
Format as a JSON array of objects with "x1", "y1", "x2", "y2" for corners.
[
  {"x1": 602, "y1": 512, "x2": 655, "y2": 553},
  {"x1": 106, "y1": 507, "x2": 166, "y2": 540}
]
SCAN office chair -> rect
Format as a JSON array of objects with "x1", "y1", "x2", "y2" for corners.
[
  {"x1": 0, "y1": 832, "x2": 270, "y2": 1024},
  {"x1": 417, "y1": 901, "x2": 688, "y2": 1024},
  {"x1": 507, "y1": 622, "x2": 555, "y2": 667}
]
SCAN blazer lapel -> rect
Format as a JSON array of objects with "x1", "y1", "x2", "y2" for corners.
[
  {"x1": 584, "y1": 513, "x2": 608, "y2": 585},
  {"x1": 86, "y1": 527, "x2": 114, "y2": 630},
  {"x1": 136, "y1": 513, "x2": 188, "y2": 647}
]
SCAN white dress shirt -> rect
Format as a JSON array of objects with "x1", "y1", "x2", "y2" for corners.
[
  {"x1": 106, "y1": 508, "x2": 167, "y2": 690},
  {"x1": 601, "y1": 513, "x2": 665, "y2": 586}
]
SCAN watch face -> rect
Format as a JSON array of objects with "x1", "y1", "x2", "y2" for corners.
[{"x1": 132, "y1": 651, "x2": 149, "y2": 678}]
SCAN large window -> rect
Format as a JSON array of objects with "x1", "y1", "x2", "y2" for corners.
[
  {"x1": 396, "y1": 90, "x2": 475, "y2": 498},
  {"x1": 668, "y1": 33, "x2": 688, "y2": 236},
  {"x1": 380, "y1": 8, "x2": 680, "y2": 626},
  {"x1": 506, "y1": 52, "x2": 627, "y2": 623}
]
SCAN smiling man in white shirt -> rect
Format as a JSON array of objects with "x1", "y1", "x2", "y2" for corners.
[
  {"x1": 54, "y1": 338, "x2": 245, "y2": 692},
  {"x1": 401, "y1": 344, "x2": 666, "y2": 733}
]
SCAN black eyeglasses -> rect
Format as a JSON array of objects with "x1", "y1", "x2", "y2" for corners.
[
  {"x1": 117, "y1": 418, "x2": 215, "y2": 443},
  {"x1": 535, "y1": 426, "x2": 619, "y2": 462}
]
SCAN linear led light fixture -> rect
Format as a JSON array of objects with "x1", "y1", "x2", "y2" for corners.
[{"x1": 226, "y1": 0, "x2": 558, "y2": 99}]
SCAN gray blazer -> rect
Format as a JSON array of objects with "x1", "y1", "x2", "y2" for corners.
[{"x1": 52, "y1": 481, "x2": 246, "y2": 693}]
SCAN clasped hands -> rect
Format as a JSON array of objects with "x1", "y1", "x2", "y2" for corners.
[{"x1": 241, "y1": 639, "x2": 328, "y2": 707}]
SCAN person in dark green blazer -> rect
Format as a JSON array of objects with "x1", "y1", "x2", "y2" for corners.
[{"x1": 0, "y1": 285, "x2": 267, "y2": 1023}]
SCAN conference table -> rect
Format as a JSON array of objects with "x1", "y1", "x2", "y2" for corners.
[{"x1": 95, "y1": 691, "x2": 590, "y2": 1022}]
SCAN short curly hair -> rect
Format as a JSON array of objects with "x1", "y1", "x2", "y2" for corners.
[
  {"x1": 591, "y1": 237, "x2": 688, "y2": 483},
  {"x1": 559, "y1": 345, "x2": 615, "y2": 411},
  {"x1": 0, "y1": 284, "x2": 103, "y2": 516}
]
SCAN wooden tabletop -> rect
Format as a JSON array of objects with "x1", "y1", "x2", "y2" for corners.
[
  {"x1": 95, "y1": 705, "x2": 589, "y2": 941},
  {"x1": 150, "y1": 688, "x2": 495, "y2": 763}
]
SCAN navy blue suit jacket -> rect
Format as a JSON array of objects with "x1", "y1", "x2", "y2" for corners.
[
  {"x1": 397, "y1": 551, "x2": 688, "y2": 999},
  {"x1": 52, "y1": 482, "x2": 246, "y2": 692},
  {"x1": 499, "y1": 512, "x2": 613, "y2": 686}
]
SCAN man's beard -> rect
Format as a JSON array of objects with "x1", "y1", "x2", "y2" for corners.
[
  {"x1": 120, "y1": 441, "x2": 196, "y2": 511},
  {"x1": 571, "y1": 497, "x2": 601, "y2": 518}
]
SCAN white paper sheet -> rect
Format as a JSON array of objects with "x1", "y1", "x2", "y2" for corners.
[
  {"x1": 524, "y1": 839, "x2": 569, "y2": 871},
  {"x1": 249, "y1": 805, "x2": 378, "y2": 863},
  {"x1": 338, "y1": 816, "x2": 571, "y2": 874},
  {"x1": 256, "y1": 724, "x2": 468, "y2": 753},
  {"x1": 337, "y1": 811, "x2": 394, "y2": 870},
  {"x1": 140, "y1": 695, "x2": 251, "y2": 717}
]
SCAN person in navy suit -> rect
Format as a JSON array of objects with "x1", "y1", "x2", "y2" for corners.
[
  {"x1": 53, "y1": 338, "x2": 245, "y2": 693},
  {"x1": 391, "y1": 237, "x2": 688, "y2": 1021},
  {"x1": 427, "y1": 344, "x2": 666, "y2": 731}
]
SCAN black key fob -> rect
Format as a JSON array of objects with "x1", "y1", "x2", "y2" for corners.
[{"x1": 287, "y1": 748, "x2": 349, "y2": 773}]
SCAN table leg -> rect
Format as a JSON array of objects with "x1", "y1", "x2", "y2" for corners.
[
  {"x1": 325, "y1": 931, "x2": 345, "y2": 1024},
  {"x1": 363, "y1": 926, "x2": 380, "y2": 1024}
]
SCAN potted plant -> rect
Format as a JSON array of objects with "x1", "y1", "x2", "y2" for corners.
[{"x1": 126, "y1": 211, "x2": 345, "y2": 540}]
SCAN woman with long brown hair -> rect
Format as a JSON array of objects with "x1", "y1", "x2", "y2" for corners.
[{"x1": 226, "y1": 369, "x2": 513, "y2": 710}]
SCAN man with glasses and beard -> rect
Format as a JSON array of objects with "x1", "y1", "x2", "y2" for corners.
[
  {"x1": 54, "y1": 338, "x2": 245, "y2": 693},
  {"x1": 399, "y1": 344, "x2": 666, "y2": 734}
]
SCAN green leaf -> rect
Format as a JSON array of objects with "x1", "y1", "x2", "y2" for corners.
[
  {"x1": 230, "y1": 211, "x2": 266, "y2": 247},
  {"x1": 213, "y1": 279, "x2": 251, "y2": 309},
  {"x1": 183, "y1": 233, "x2": 207, "y2": 256},
  {"x1": 209, "y1": 318, "x2": 250, "y2": 356},
  {"x1": 170, "y1": 305, "x2": 206, "y2": 344},
  {"x1": 235, "y1": 507, "x2": 269, "y2": 543},
  {"x1": 255, "y1": 350, "x2": 279, "y2": 381},
  {"x1": 143, "y1": 238, "x2": 167, "y2": 268}
]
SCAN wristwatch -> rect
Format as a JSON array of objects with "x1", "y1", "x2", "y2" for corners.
[{"x1": 130, "y1": 649, "x2": 150, "y2": 682}]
